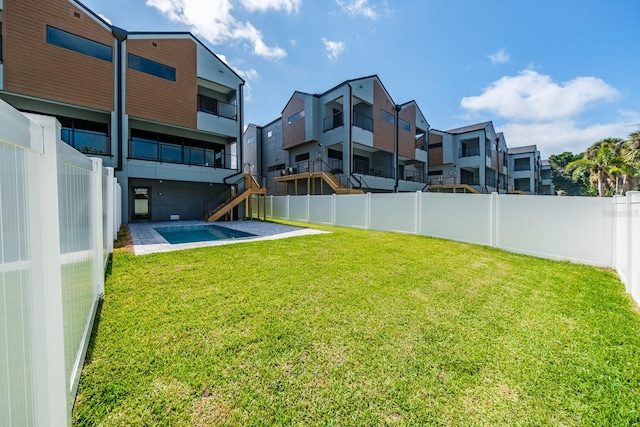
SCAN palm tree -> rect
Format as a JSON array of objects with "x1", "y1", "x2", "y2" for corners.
[
  {"x1": 625, "y1": 130, "x2": 640, "y2": 167},
  {"x1": 566, "y1": 138, "x2": 623, "y2": 197}
]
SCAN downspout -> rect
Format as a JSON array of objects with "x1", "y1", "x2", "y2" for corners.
[
  {"x1": 112, "y1": 26, "x2": 128, "y2": 171},
  {"x1": 347, "y1": 82, "x2": 353, "y2": 189},
  {"x1": 394, "y1": 104, "x2": 401, "y2": 193}
]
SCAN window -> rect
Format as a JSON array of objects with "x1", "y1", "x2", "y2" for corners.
[
  {"x1": 514, "y1": 158, "x2": 530, "y2": 171},
  {"x1": 58, "y1": 117, "x2": 110, "y2": 155},
  {"x1": 294, "y1": 152, "x2": 309, "y2": 162},
  {"x1": 428, "y1": 142, "x2": 443, "y2": 148},
  {"x1": 267, "y1": 130, "x2": 273, "y2": 138},
  {"x1": 197, "y1": 94, "x2": 237, "y2": 120},
  {"x1": 247, "y1": 136, "x2": 255, "y2": 144},
  {"x1": 428, "y1": 170, "x2": 443, "y2": 176},
  {"x1": 328, "y1": 149, "x2": 343, "y2": 160},
  {"x1": 46, "y1": 25, "x2": 112, "y2": 62},
  {"x1": 380, "y1": 109, "x2": 395, "y2": 124},
  {"x1": 288, "y1": 110, "x2": 305, "y2": 124},
  {"x1": 399, "y1": 118, "x2": 411, "y2": 132},
  {"x1": 267, "y1": 163, "x2": 285, "y2": 173},
  {"x1": 128, "y1": 53, "x2": 176, "y2": 81}
]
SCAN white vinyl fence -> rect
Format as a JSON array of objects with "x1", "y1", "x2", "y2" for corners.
[
  {"x1": 0, "y1": 100, "x2": 120, "y2": 426},
  {"x1": 264, "y1": 191, "x2": 639, "y2": 304}
]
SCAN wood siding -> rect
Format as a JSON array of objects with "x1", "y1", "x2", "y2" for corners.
[
  {"x1": 126, "y1": 38, "x2": 197, "y2": 129},
  {"x1": 428, "y1": 133, "x2": 443, "y2": 165},
  {"x1": 282, "y1": 96, "x2": 306, "y2": 150},
  {"x1": 3, "y1": 0, "x2": 115, "y2": 111},
  {"x1": 373, "y1": 80, "x2": 394, "y2": 153},
  {"x1": 398, "y1": 104, "x2": 416, "y2": 159}
]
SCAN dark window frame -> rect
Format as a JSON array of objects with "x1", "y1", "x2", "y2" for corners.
[
  {"x1": 380, "y1": 109, "x2": 395, "y2": 124},
  {"x1": 288, "y1": 110, "x2": 305, "y2": 124},
  {"x1": 128, "y1": 53, "x2": 176, "y2": 82},
  {"x1": 46, "y1": 25, "x2": 112, "y2": 62}
]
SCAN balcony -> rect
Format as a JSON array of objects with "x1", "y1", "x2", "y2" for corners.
[
  {"x1": 129, "y1": 133, "x2": 236, "y2": 169},
  {"x1": 61, "y1": 127, "x2": 111, "y2": 156},
  {"x1": 198, "y1": 94, "x2": 237, "y2": 120},
  {"x1": 353, "y1": 111, "x2": 373, "y2": 132},
  {"x1": 459, "y1": 146, "x2": 480, "y2": 158},
  {"x1": 353, "y1": 159, "x2": 394, "y2": 179},
  {"x1": 323, "y1": 111, "x2": 344, "y2": 132},
  {"x1": 403, "y1": 169, "x2": 426, "y2": 183}
]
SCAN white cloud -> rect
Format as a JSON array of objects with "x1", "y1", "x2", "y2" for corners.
[
  {"x1": 461, "y1": 69, "x2": 620, "y2": 121},
  {"x1": 240, "y1": 0, "x2": 301, "y2": 13},
  {"x1": 488, "y1": 48, "x2": 509, "y2": 64},
  {"x1": 322, "y1": 38, "x2": 346, "y2": 61},
  {"x1": 459, "y1": 69, "x2": 637, "y2": 157},
  {"x1": 502, "y1": 114, "x2": 640, "y2": 158},
  {"x1": 145, "y1": 0, "x2": 288, "y2": 59},
  {"x1": 336, "y1": 0, "x2": 377, "y2": 19}
]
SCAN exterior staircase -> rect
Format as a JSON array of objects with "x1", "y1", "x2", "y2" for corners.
[{"x1": 206, "y1": 174, "x2": 267, "y2": 222}]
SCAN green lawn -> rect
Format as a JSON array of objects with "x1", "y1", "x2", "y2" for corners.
[{"x1": 73, "y1": 221, "x2": 640, "y2": 426}]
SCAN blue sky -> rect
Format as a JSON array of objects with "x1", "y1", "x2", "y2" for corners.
[{"x1": 81, "y1": 0, "x2": 640, "y2": 159}]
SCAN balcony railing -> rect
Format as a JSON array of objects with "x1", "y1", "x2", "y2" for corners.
[
  {"x1": 353, "y1": 158, "x2": 394, "y2": 179},
  {"x1": 323, "y1": 111, "x2": 344, "y2": 132},
  {"x1": 459, "y1": 146, "x2": 480, "y2": 158},
  {"x1": 61, "y1": 128, "x2": 111, "y2": 155},
  {"x1": 514, "y1": 163, "x2": 531, "y2": 171},
  {"x1": 485, "y1": 146, "x2": 492, "y2": 158},
  {"x1": 197, "y1": 95, "x2": 237, "y2": 120},
  {"x1": 129, "y1": 138, "x2": 236, "y2": 169},
  {"x1": 415, "y1": 135, "x2": 426, "y2": 150},
  {"x1": 486, "y1": 176, "x2": 497, "y2": 188},
  {"x1": 403, "y1": 169, "x2": 426, "y2": 183},
  {"x1": 353, "y1": 111, "x2": 373, "y2": 132},
  {"x1": 461, "y1": 176, "x2": 480, "y2": 186}
]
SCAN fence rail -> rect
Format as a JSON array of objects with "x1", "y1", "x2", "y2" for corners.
[
  {"x1": 263, "y1": 192, "x2": 639, "y2": 306},
  {"x1": 1, "y1": 100, "x2": 120, "y2": 427}
]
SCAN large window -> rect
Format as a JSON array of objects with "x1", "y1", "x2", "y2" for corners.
[
  {"x1": 514, "y1": 158, "x2": 531, "y2": 171},
  {"x1": 128, "y1": 53, "x2": 176, "y2": 81},
  {"x1": 59, "y1": 117, "x2": 110, "y2": 155},
  {"x1": 46, "y1": 25, "x2": 112, "y2": 62},
  {"x1": 129, "y1": 129, "x2": 229, "y2": 168},
  {"x1": 288, "y1": 110, "x2": 305, "y2": 124},
  {"x1": 380, "y1": 109, "x2": 395, "y2": 124}
]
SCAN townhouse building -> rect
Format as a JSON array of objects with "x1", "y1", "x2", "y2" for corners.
[
  {"x1": 508, "y1": 145, "x2": 543, "y2": 194},
  {"x1": 244, "y1": 75, "x2": 430, "y2": 195},
  {"x1": 427, "y1": 122, "x2": 509, "y2": 194},
  {"x1": 540, "y1": 160, "x2": 555, "y2": 195},
  {"x1": 0, "y1": 0, "x2": 246, "y2": 223}
]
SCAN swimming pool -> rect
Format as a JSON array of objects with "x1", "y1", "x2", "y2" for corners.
[{"x1": 155, "y1": 224, "x2": 256, "y2": 244}]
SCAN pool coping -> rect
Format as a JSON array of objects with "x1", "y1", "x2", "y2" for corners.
[{"x1": 128, "y1": 220, "x2": 328, "y2": 255}]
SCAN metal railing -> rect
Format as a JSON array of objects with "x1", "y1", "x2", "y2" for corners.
[
  {"x1": 129, "y1": 138, "x2": 237, "y2": 169},
  {"x1": 459, "y1": 146, "x2": 480, "y2": 157},
  {"x1": 61, "y1": 128, "x2": 111, "y2": 155},
  {"x1": 197, "y1": 95, "x2": 237, "y2": 120},
  {"x1": 323, "y1": 111, "x2": 344, "y2": 132},
  {"x1": 486, "y1": 146, "x2": 492, "y2": 158},
  {"x1": 403, "y1": 169, "x2": 426, "y2": 183},
  {"x1": 353, "y1": 158, "x2": 394, "y2": 179},
  {"x1": 353, "y1": 111, "x2": 374, "y2": 132}
]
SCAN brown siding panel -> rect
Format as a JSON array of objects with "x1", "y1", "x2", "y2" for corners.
[
  {"x1": 126, "y1": 38, "x2": 197, "y2": 129},
  {"x1": 399, "y1": 104, "x2": 416, "y2": 159},
  {"x1": 282, "y1": 97, "x2": 306, "y2": 150},
  {"x1": 373, "y1": 81, "x2": 394, "y2": 153},
  {"x1": 428, "y1": 147, "x2": 443, "y2": 165},
  {"x1": 4, "y1": 0, "x2": 115, "y2": 111}
]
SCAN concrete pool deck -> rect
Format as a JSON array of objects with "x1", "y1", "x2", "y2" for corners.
[{"x1": 128, "y1": 220, "x2": 328, "y2": 255}]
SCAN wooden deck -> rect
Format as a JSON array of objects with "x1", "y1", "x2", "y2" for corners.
[{"x1": 274, "y1": 171, "x2": 363, "y2": 195}]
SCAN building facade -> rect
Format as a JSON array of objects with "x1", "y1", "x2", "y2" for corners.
[
  {"x1": 508, "y1": 145, "x2": 543, "y2": 194},
  {"x1": 244, "y1": 75, "x2": 430, "y2": 195},
  {"x1": 427, "y1": 122, "x2": 509, "y2": 194},
  {"x1": 0, "y1": 0, "x2": 245, "y2": 222}
]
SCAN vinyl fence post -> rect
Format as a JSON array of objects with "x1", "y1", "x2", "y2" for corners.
[
  {"x1": 415, "y1": 190, "x2": 421, "y2": 236},
  {"x1": 490, "y1": 192, "x2": 498, "y2": 248}
]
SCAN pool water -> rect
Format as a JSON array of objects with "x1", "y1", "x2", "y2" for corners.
[{"x1": 155, "y1": 224, "x2": 256, "y2": 244}]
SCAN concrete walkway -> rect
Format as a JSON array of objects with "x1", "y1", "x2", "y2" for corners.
[{"x1": 128, "y1": 220, "x2": 327, "y2": 255}]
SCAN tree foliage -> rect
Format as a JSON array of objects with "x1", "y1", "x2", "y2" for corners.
[{"x1": 549, "y1": 152, "x2": 590, "y2": 196}]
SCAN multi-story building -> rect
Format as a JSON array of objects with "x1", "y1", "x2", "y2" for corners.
[
  {"x1": 0, "y1": 0, "x2": 247, "y2": 222},
  {"x1": 244, "y1": 75, "x2": 430, "y2": 195},
  {"x1": 540, "y1": 159, "x2": 555, "y2": 195},
  {"x1": 508, "y1": 145, "x2": 542, "y2": 194},
  {"x1": 427, "y1": 121, "x2": 509, "y2": 194}
]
